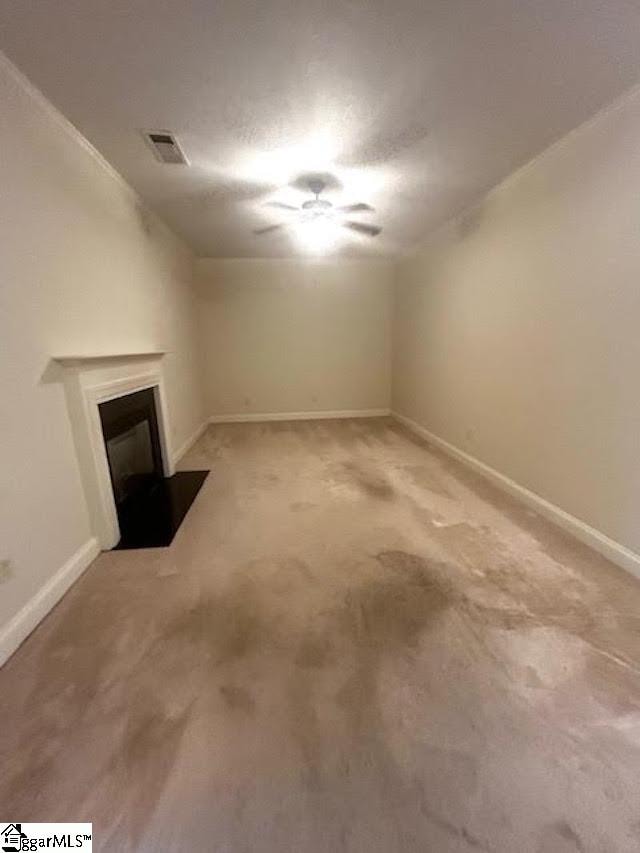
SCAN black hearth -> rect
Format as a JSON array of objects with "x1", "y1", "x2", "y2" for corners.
[{"x1": 99, "y1": 387, "x2": 208, "y2": 549}]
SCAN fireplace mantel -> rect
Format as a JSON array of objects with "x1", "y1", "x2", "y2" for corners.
[
  {"x1": 57, "y1": 352, "x2": 174, "y2": 549},
  {"x1": 53, "y1": 350, "x2": 167, "y2": 367}
]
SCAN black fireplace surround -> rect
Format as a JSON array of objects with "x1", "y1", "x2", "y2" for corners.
[{"x1": 99, "y1": 387, "x2": 207, "y2": 549}]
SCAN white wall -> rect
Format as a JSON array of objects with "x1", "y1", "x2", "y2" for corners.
[
  {"x1": 0, "y1": 53, "x2": 204, "y2": 643},
  {"x1": 393, "y1": 83, "x2": 640, "y2": 557},
  {"x1": 196, "y1": 259, "x2": 394, "y2": 418}
]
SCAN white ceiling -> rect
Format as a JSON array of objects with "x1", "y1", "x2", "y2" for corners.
[{"x1": 2, "y1": 0, "x2": 640, "y2": 257}]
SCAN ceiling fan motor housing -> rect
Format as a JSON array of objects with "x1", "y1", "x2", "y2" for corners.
[{"x1": 302, "y1": 198, "x2": 332, "y2": 212}]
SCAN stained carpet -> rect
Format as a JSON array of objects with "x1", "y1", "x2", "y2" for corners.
[{"x1": 1, "y1": 418, "x2": 639, "y2": 852}]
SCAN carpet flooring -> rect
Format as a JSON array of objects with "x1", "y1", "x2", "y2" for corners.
[{"x1": 1, "y1": 418, "x2": 639, "y2": 852}]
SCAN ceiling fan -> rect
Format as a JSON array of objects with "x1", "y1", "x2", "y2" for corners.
[{"x1": 254, "y1": 176, "x2": 382, "y2": 238}]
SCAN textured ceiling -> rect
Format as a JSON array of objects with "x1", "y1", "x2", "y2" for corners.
[{"x1": 2, "y1": 0, "x2": 640, "y2": 257}]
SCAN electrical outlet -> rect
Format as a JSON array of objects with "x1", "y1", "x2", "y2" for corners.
[{"x1": 0, "y1": 559, "x2": 12, "y2": 583}]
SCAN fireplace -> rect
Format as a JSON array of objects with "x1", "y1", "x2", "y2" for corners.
[
  {"x1": 54, "y1": 352, "x2": 209, "y2": 550},
  {"x1": 97, "y1": 385, "x2": 207, "y2": 549},
  {"x1": 99, "y1": 387, "x2": 164, "y2": 510}
]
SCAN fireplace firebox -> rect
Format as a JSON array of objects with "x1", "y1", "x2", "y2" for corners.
[
  {"x1": 99, "y1": 387, "x2": 164, "y2": 507},
  {"x1": 98, "y1": 387, "x2": 207, "y2": 549}
]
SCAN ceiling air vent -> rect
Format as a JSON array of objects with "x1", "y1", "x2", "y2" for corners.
[{"x1": 143, "y1": 130, "x2": 189, "y2": 165}]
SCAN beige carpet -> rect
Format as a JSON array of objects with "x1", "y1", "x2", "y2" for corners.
[{"x1": 1, "y1": 418, "x2": 639, "y2": 852}]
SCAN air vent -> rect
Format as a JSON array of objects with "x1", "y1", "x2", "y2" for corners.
[{"x1": 143, "y1": 130, "x2": 189, "y2": 165}]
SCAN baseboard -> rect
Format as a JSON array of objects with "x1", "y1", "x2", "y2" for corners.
[
  {"x1": 209, "y1": 408, "x2": 391, "y2": 424},
  {"x1": 392, "y1": 411, "x2": 640, "y2": 579},
  {"x1": 172, "y1": 420, "x2": 209, "y2": 466},
  {"x1": 0, "y1": 537, "x2": 100, "y2": 668}
]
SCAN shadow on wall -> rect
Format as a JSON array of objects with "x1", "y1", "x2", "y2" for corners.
[{"x1": 455, "y1": 198, "x2": 490, "y2": 241}]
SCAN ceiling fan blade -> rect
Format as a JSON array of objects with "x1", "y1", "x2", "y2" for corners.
[
  {"x1": 265, "y1": 201, "x2": 299, "y2": 211},
  {"x1": 343, "y1": 221, "x2": 382, "y2": 237},
  {"x1": 336, "y1": 203, "x2": 374, "y2": 213},
  {"x1": 253, "y1": 223, "x2": 287, "y2": 235}
]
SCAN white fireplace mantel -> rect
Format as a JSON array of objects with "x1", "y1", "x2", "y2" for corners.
[
  {"x1": 56, "y1": 351, "x2": 174, "y2": 550},
  {"x1": 53, "y1": 350, "x2": 167, "y2": 367}
]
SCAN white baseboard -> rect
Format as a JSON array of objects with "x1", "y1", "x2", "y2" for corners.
[
  {"x1": 0, "y1": 537, "x2": 100, "y2": 667},
  {"x1": 392, "y1": 411, "x2": 640, "y2": 579},
  {"x1": 172, "y1": 420, "x2": 209, "y2": 466},
  {"x1": 209, "y1": 408, "x2": 391, "y2": 424}
]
